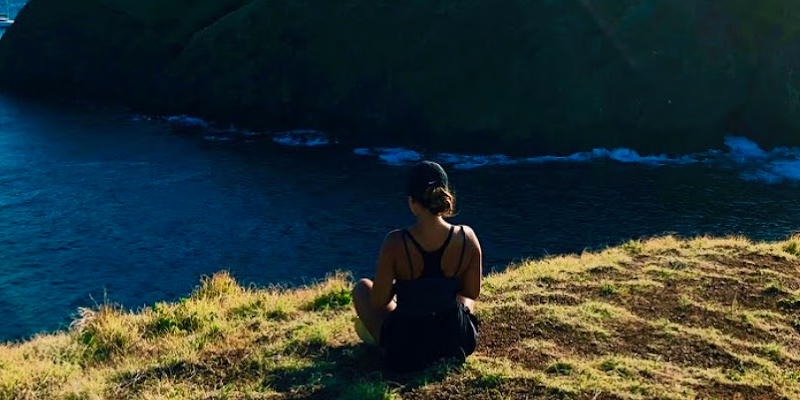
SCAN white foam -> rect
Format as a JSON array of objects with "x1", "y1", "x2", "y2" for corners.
[
  {"x1": 721, "y1": 137, "x2": 800, "y2": 183},
  {"x1": 437, "y1": 153, "x2": 517, "y2": 170},
  {"x1": 378, "y1": 148, "x2": 423, "y2": 165},
  {"x1": 165, "y1": 115, "x2": 211, "y2": 129},
  {"x1": 203, "y1": 135, "x2": 233, "y2": 142},
  {"x1": 352, "y1": 137, "x2": 800, "y2": 184},
  {"x1": 725, "y1": 136, "x2": 770, "y2": 163},
  {"x1": 131, "y1": 115, "x2": 154, "y2": 122},
  {"x1": 130, "y1": 112, "x2": 800, "y2": 185},
  {"x1": 271, "y1": 130, "x2": 333, "y2": 147}
]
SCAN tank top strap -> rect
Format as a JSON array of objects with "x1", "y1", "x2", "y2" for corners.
[
  {"x1": 404, "y1": 226, "x2": 455, "y2": 256},
  {"x1": 401, "y1": 231, "x2": 415, "y2": 277},
  {"x1": 454, "y1": 226, "x2": 468, "y2": 276}
]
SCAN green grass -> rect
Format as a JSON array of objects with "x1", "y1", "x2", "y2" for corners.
[
  {"x1": 545, "y1": 362, "x2": 574, "y2": 376},
  {"x1": 307, "y1": 286, "x2": 352, "y2": 312},
  {"x1": 781, "y1": 240, "x2": 800, "y2": 256},
  {"x1": 599, "y1": 283, "x2": 619, "y2": 297},
  {"x1": 339, "y1": 381, "x2": 399, "y2": 400},
  {"x1": 2, "y1": 236, "x2": 800, "y2": 399}
]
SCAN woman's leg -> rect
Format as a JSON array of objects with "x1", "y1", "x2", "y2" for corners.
[
  {"x1": 457, "y1": 295, "x2": 476, "y2": 314},
  {"x1": 353, "y1": 279, "x2": 396, "y2": 343}
]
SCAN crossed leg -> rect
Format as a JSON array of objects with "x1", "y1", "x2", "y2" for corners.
[{"x1": 352, "y1": 279, "x2": 396, "y2": 344}]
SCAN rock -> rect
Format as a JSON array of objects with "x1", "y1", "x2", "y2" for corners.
[{"x1": 1, "y1": 0, "x2": 800, "y2": 155}]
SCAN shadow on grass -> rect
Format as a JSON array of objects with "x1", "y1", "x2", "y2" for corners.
[
  {"x1": 271, "y1": 343, "x2": 464, "y2": 400},
  {"x1": 112, "y1": 342, "x2": 461, "y2": 399}
]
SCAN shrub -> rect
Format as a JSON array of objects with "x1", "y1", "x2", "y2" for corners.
[
  {"x1": 308, "y1": 287, "x2": 352, "y2": 311},
  {"x1": 146, "y1": 299, "x2": 218, "y2": 336},
  {"x1": 782, "y1": 239, "x2": 800, "y2": 256},
  {"x1": 192, "y1": 272, "x2": 242, "y2": 300},
  {"x1": 71, "y1": 305, "x2": 137, "y2": 363}
]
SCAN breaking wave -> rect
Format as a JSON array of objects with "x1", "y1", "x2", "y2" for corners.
[
  {"x1": 354, "y1": 137, "x2": 800, "y2": 184},
  {"x1": 135, "y1": 115, "x2": 800, "y2": 184}
]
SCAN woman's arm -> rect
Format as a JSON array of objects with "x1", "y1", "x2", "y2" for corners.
[
  {"x1": 370, "y1": 231, "x2": 398, "y2": 309},
  {"x1": 459, "y1": 226, "x2": 482, "y2": 301}
]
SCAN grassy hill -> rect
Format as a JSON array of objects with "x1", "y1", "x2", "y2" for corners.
[{"x1": 2, "y1": 236, "x2": 800, "y2": 399}]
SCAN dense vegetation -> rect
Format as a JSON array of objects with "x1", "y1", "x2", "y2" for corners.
[
  {"x1": 2, "y1": 236, "x2": 799, "y2": 399},
  {"x1": 3, "y1": 0, "x2": 800, "y2": 154}
]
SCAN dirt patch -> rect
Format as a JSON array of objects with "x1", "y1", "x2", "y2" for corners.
[
  {"x1": 584, "y1": 265, "x2": 632, "y2": 280},
  {"x1": 603, "y1": 321, "x2": 745, "y2": 370},
  {"x1": 620, "y1": 285, "x2": 776, "y2": 343},
  {"x1": 479, "y1": 306, "x2": 611, "y2": 364},
  {"x1": 695, "y1": 381, "x2": 788, "y2": 400},
  {"x1": 704, "y1": 253, "x2": 800, "y2": 283},
  {"x1": 696, "y1": 275, "x2": 785, "y2": 313},
  {"x1": 523, "y1": 293, "x2": 582, "y2": 306}
]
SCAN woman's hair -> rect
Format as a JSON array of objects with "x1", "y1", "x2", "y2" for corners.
[
  {"x1": 406, "y1": 161, "x2": 457, "y2": 217},
  {"x1": 420, "y1": 185, "x2": 456, "y2": 217}
]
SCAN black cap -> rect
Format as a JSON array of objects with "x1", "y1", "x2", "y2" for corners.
[{"x1": 405, "y1": 161, "x2": 449, "y2": 201}]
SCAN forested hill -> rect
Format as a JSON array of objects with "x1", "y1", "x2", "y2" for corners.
[{"x1": 2, "y1": 0, "x2": 800, "y2": 155}]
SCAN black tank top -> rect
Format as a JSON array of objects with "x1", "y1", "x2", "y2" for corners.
[{"x1": 393, "y1": 226, "x2": 468, "y2": 315}]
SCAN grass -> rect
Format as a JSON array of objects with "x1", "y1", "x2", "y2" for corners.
[{"x1": 2, "y1": 235, "x2": 800, "y2": 399}]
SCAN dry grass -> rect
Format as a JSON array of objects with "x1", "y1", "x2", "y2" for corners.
[{"x1": 1, "y1": 236, "x2": 800, "y2": 399}]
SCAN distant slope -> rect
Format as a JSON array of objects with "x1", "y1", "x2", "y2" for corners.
[
  {"x1": 2, "y1": 236, "x2": 799, "y2": 399},
  {"x1": 2, "y1": 0, "x2": 800, "y2": 155}
]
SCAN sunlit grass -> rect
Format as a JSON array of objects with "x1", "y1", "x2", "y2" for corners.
[{"x1": 2, "y1": 236, "x2": 800, "y2": 399}]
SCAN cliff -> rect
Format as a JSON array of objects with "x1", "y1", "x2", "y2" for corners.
[{"x1": 2, "y1": 0, "x2": 800, "y2": 154}]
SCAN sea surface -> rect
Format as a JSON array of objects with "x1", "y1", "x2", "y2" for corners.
[
  {"x1": 0, "y1": 1, "x2": 21, "y2": 40},
  {"x1": 4, "y1": 0, "x2": 800, "y2": 341},
  {"x1": 3, "y1": 95, "x2": 800, "y2": 341}
]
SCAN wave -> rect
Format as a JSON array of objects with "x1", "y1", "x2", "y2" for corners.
[
  {"x1": 724, "y1": 137, "x2": 800, "y2": 183},
  {"x1": 271, "y1": 130, "x2": 334, "y2": 147},
  {"x1": 146, "y1": 115, "x2": 334, "y2": 146},
  {"x1": 353, "y1": 146, "x2": 706, "y2": 169},
  {"x1": 165, "y1": 115, "x2": 211, "y2": 130},
  {"x1": 353, "y1": 137, "x2": 800, "y2": 184},
  {"x1": 135, "y1": 114, "x2": 800, "y2": 184}
]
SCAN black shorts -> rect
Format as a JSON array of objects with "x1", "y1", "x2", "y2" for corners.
[{"x1": 380, "y1": 302, "x2": 480, "y2": 373}]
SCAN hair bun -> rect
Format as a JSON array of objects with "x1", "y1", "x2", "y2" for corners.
[{"x1": 422, "y1": 185, "x2": 456, "y2": 217}]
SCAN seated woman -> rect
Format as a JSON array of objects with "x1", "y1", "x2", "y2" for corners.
[{"x1": 353, "y1": 161, "x2": 482, "y2": 372}]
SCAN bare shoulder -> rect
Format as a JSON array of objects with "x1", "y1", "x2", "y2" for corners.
[
  {"x1": 382, "y1": 229, "x2": 405, "y2": 249},
  {"x1": 385, "y1": 229, "x2": 405, "y2": 241},
  {"x1": 458, "y1": 225, "x2": 480, "y2": 245}
]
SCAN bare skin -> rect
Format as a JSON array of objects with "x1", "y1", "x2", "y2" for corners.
[{"x1": 352, "y1": 197, "x2": 483, "y2": 344}]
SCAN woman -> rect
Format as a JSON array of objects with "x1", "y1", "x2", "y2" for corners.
[{"x1": 352, "y1": 161, "x2": 482, "y2": 372}]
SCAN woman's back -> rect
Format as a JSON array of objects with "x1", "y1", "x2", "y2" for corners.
[
  {"x1": 352, "y1": 161, "x2": 482, "y2": 372},
  {"x1": 393, "y1": 224, "x2": 470, "y2": 280}
]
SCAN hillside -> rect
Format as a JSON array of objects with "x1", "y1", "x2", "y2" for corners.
[
  {"x1": 3, "y1": 1, "x2": 800, "y2": 154},
  {"x1": 2, "y1": 236, "x2": 799, "y2": 399}
]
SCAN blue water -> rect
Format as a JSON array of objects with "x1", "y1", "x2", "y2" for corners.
[
  {"x1": 0, "y1": 1, "x2": 22, "y2": 39},
  {"x1": 3, "y1": 94, "x2": 800, "y2": 342},
  {"x1": 4, "y1": 0, "x2": 800, "y2": 342}
]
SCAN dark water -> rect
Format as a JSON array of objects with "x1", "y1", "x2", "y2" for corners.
[
  {"x1": 0, "y1": 1, "x2": 22, "y2": 40},
  {"x1": 2, "y1": 94, "x2": 800, "y2": 342}
]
